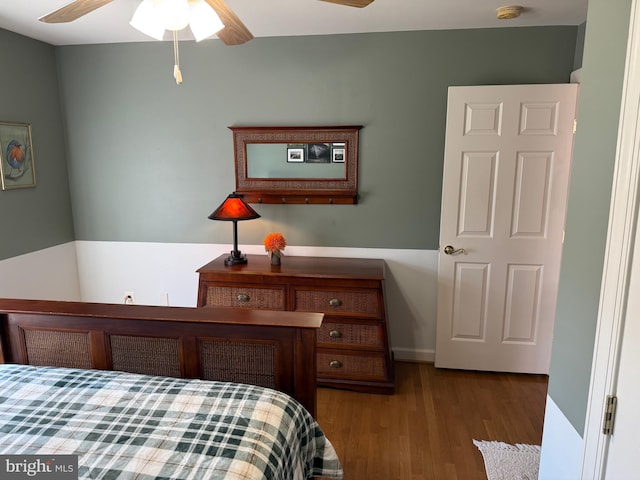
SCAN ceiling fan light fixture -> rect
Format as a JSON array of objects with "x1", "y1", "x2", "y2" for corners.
[
  {"x1": 189, "y1": 0, "x2": 224, "y2": 42},
  {"x1": 130, "y1": 0, "x2": 222, "y2": 41},
  {"x1": 130, "y1": 0, "x2": 165, "y2": 40},
  {"x1": 158, "y1": 0, "x2": 190, "y2": 31}
]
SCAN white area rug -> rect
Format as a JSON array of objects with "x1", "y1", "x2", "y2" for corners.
[{"x1": 473, "y1": 440, "x2": 541, "y2": 480}]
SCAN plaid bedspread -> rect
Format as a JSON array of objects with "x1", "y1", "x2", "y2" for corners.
[{"x1": 0, "y1": 364, "x2": 343, "y2": 479}]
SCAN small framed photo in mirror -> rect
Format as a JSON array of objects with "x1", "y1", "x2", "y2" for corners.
[
  {"x1": 287, "y1": 146, "x2": 305, "y2": 163},
  {"x1": 307, "y1": 143, "x2": 331, "y2": 163},
  {"x1": 332, "y1": 144, "x2": 345, "y2": 163}
]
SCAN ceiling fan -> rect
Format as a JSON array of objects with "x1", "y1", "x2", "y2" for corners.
[{"x1": 38, "y1": 0, "x2": 376, "y2": 46}]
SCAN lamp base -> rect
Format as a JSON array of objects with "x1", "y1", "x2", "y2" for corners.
[{"x1": 224, "y1": 251, "x2": 248, "y2": 266}]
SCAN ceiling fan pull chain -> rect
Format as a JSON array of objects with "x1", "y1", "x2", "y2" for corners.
[{"x1": 173, "y1": 30, "x2": 183, "y2": 85}]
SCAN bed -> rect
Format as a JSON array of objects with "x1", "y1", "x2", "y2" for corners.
[{"x1": 0, "y1": 298, "x2": 343, "y2": 479}]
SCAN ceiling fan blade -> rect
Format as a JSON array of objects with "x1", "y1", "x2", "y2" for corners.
[
  {"x1": 39, "y1": 0, "x2": 114, "y2": 23},
  {"x1": 204, "y1": 0, "x2": 253, "y2": 45},
  {"x1": 319, "y1": 0, "x2": 374, "y2": 7}
]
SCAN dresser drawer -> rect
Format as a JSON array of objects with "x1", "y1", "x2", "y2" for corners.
[
  {"x1": 204, "y1": 284, "x2": 285, "y2": 310},
  {"x1": 317, "y1": 321, "x2": 383, "y2": 349},
  {"x1": 317, "y1": 351, "x2": 387, "y2": 381},
  {"x1": 294, "y1": 288, "x2": 380, "y2": 316}
]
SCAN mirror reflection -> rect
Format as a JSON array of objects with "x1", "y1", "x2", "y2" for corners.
[{"x1": 246, "y1": 143, "x2": 347, "y2": 179}]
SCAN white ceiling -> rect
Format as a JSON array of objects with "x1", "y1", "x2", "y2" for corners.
[{"x1": 0, "y1": 0, "x2": 588, "y2": 46}]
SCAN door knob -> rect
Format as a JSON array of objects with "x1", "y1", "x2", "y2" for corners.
[{"x1": 443, "y1": 245, "x2": 465, "y2": 255}]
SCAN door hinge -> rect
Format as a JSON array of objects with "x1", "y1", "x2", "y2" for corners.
[
  {"x1": 573, "y1": 118, "x2": 577, "y2": 134},
  {"x1": 602, "y1": 395, "x2": 618, "y2": 435}
]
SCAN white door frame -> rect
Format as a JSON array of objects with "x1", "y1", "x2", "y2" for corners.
[{"x1": 581, "y1": 0, "x2": 640, "y2": 476}]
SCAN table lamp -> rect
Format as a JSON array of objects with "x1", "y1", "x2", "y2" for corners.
[{"x1": 209, "y1": 193, "x2": 260, "y2": 266}]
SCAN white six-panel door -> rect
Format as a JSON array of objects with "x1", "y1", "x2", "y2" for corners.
[{"x1": 436, "y1": 84, "x2": 578, "y2": 374}]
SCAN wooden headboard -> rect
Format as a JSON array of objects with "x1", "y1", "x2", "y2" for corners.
[{"x1": 0, "y1": 298, "x2": 323, "y2": 416}]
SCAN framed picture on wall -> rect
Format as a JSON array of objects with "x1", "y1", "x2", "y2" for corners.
[
  {"x1": 0, "y1": 122, "x2": 36, "y2": 190},
  {"x1": 287, "y1": 146, "x2": 305, "y2": 163}
]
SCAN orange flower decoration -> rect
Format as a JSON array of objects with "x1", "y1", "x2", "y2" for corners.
[{"x1": 264, "y1": 232, "x2": 286, "y2": 254}]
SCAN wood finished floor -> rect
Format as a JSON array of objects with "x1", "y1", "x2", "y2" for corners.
[{"x1": 316, "y1": 361, "x2": 548, "y2": 480}]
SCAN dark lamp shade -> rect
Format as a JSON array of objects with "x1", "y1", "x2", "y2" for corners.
[{"x1": 208, "y1": 194, "x2": 260, "y2": 221}]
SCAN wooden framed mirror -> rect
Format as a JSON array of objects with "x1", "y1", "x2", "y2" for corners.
[{"x1": 230, "y1": 125, "x2": 361, "y2": 204}]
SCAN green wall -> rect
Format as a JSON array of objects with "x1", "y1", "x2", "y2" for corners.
[
  {"x1": 0, "y1": 30, "x2": 75, "y2": 261},
  {"x1": 574, "y1": 22, "x2": 587, "y2": 71},
  {"x1": 55, "y1": 27, "x2": 577, "y2": 250},
  {"x1": 548, "y1": 0, "x2": 633, "y2": 435}
]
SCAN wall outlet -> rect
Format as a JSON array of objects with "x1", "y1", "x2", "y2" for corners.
[
  {"x1": 124, "y1": 292, "x2": 135, "y2": 305},
  {"x1": 161, "y1": 292, "x2": 169, "y2": 306}
]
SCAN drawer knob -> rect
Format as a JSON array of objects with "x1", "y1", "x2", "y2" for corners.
[
  {"x1": 328, "y1": 298, "x2": 343, "y2": 307},
  {"x1": 329, "y1": 330, "x2": 343, "y2": 338},
  {"x1": 329, "y1": 360, "x2": 343, "y2": 368},
  {"x1": 237, "y1": 294, "x2": 250, "y2": 302}
]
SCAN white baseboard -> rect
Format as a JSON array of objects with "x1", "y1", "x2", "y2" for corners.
[{"x1": 393, "y1": 348, "x2": 435, "y2": 363}]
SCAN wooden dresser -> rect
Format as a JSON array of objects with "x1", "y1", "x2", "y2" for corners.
[{"x1": 197, "y1": 254, "x2": 394, "y2": 394}]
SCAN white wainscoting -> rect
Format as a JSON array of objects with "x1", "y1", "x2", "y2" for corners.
[
  {"x1": 0, "y1": 241, "x2": 438, "y2": 362},
  {"x1": 75, "y1": 241, "x2": 439, "y2": 362},
  {"x1": 539, "y1": 395, "x2": 584, "y2": 480},
  {"x1": 0, "y1": 242, "x2": 81, "y2": 301}
]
